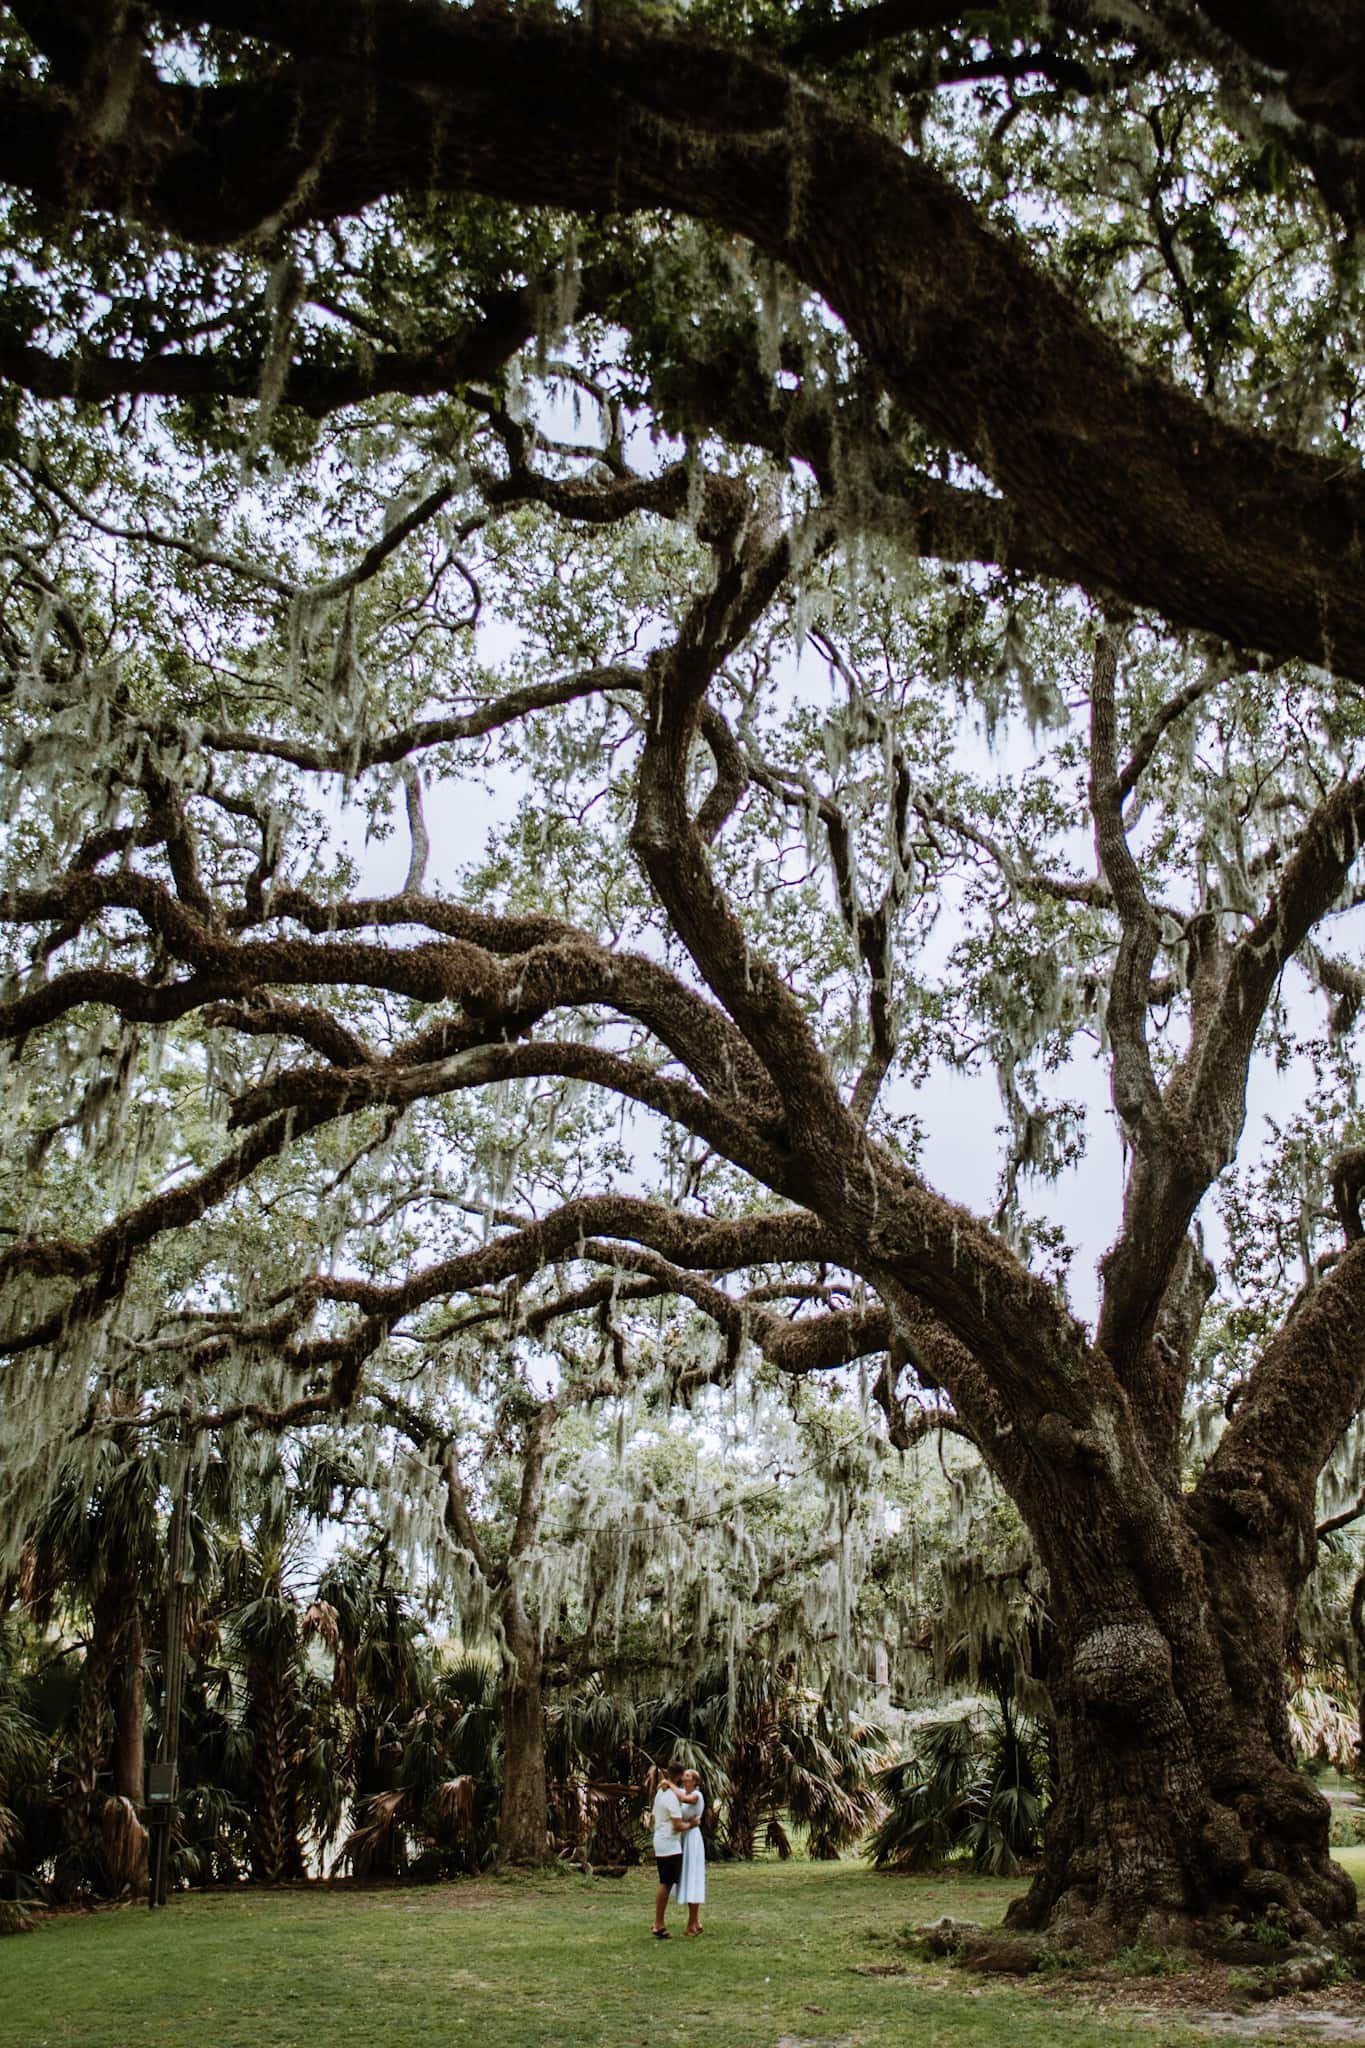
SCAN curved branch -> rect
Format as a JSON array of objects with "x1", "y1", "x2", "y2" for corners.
[
  {"x1": 288, "y1": 1196, "x2": 837, "y2": 1324},
  {"x1": 229, "y1": 1036, "x2": 788, "y2": 1190},
  {"x1": 0, "y1": 263, "x2": 624, "y2": 417},
  {"x1": 201, "y1": 994, "x2": 374, "y2": 1068},
  {"x1": 1118, "y1": 660, "x2": 1230, "y2": 802},
  {"x1": 198, "y1": 665, "x2": 644, "y2": 775},
  {"x1": 0, "y1": 868, "x2": 777, "y2": 1117},
  {"x1": 1089, "y1": 620, "x2": 1165, "y2": 1145},
  {"x1": 0, "y1": 1098, "x2": 331, "y2": 1294},
  {"x1": 1199, "y1": 1238, "x2": 1365, "y2": 1554},
  {"x1": 8, "y1": 3, "x2": 1365, "y2": 672}
]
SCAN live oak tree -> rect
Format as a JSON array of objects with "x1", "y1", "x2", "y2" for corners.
[
  {"x1": 359, "y1": 1335, "x2": 880, "y2": 1867},
  {"x1": 9, "y1": 0, "x2": 1365, "y2": 1947}
]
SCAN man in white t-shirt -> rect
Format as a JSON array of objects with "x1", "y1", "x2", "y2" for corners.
[{"x1": 650, "y1": 1761, "x2": 697, "y2": 1939}]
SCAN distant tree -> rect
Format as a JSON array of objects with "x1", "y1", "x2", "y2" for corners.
[{"x1": 368, "y1": 1352, "x2": 879, "y2": 1866}]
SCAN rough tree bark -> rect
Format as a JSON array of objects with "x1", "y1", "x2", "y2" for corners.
[
  {"x1": 992, "y1": 1342, "x2": 1365, "y2": 1943},
  {"x1": 496, "y1": 1599, "x2": 549, "y2": 1871},
  {"x1": 432, "y1": 1403, "x2": 583, "y2": 1869},
  {"x1": 245, "y1": 1661, "x2": 306, "y2": 1886}
]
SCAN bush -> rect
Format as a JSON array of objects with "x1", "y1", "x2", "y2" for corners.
[
  {"x1": 1111, "y1": 1942, "x2": 1188, "y2": 1977},
  {"x1": 0, "y1": 1897, "x2": 35, "y2": 1938},
  {"x1": 866, "y1": 1706, "x2": 1047, "y2": 1876}
]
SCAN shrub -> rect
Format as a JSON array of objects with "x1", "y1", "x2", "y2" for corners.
[
  {"x1": 1111, "y1": 1942, "x2": 1188, "y2": 1977},
  {"x1": 866, "y1": 1706, "x2": 1047, "y2": 1876}
]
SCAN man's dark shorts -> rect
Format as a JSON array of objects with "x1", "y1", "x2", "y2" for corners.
[{"x1": 655, "y1": 1852, "x2": 683, "y2": 1885}]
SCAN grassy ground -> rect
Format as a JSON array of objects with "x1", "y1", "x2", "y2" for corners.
[{"x1": 4, "y1": 1858, "x2": 1349, "y2": 2048}]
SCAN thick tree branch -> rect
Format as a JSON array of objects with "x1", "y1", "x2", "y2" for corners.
[
  {"x1": 1089, "y1": 620, "x2": 1165, "y2": 1147},
  {"x1": 0, "y1": 265, "x2": 623, "y2": 416},
  {"x1": 1317, "y1": 1487, "x2": 1365, "y2": 1543},
  {"x1": 1199, "y1": 1239, "x2": 1365, "y2": 1563},
  {"x1": 0, "y1": 867, "x2": 778, "y2": 1118},
  {"x1": 7, "y1": 3, "x2": 1365, "y2": 674},
  {"x1": 1098, "y1": 769, "x2": 1365, "y2": 1402}
]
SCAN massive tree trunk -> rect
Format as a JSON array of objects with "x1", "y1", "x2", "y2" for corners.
[
  {"x1": 1010, "y1": 1531, "x2": 1349, "y2": 1941},
  {"x1": 496, "y1": 1627, "x2": 549, "y2": 1869},
  {"x1": 434, "y1": 1434, "x2": 554, "y2": 1869},
  {"x1": 992, "y1": 1340, "x2": 1361, "y2": 1944}
]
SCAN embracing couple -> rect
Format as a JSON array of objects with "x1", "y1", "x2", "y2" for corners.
[{"x1": 650, "y1": 1760, "x2": 706, "y2": 1940}]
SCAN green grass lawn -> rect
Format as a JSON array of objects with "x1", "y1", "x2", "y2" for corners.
[{"x1": 1, "y1": 1858, "x2": 1352, "y2": 2048}]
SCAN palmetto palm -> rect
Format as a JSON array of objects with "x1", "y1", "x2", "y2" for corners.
[
  {"x1": 867, "y1": 1706, "x2": 1048, "y2": 1876},
  {"x1": 543, "y1": 1677, "x2": 690, "y2": 1866},
  {"x1": 340, "y1": 1648, "x2": 501, "y2": 1878},
  {"x1": 654, "y1": 1657, "x2": 886, "y2": 1861},
  {"x1": 220, "y1": 1517, "x2": 313, "y2": 1885},
  {"x1": 0, "y1": 1617, "x2": 51, "y2": 1931}
]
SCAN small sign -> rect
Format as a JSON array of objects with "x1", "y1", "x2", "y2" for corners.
[{"x1": 146, "y1": 1762, "x2": 179, "y2": 1805}]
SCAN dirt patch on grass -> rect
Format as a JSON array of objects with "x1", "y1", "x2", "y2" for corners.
[
  {"x1": 1025, "y1": 1957, "x2": 1365, "y2": 2040},
  {"x1": 1198, "y1": 2015, "x2": 1365, "y2": 2040}
]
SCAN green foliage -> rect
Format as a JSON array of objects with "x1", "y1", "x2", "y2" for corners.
[
  {"x1": 8, "y1": 0, "x2": 1365, "y2": 1945},
  {"x1": 867, "y1": 1707, "x2": 1047, "y2": 1876},
  {"x1": 648, "y1": 1653, "x2": 888, "y2": 1862},
  {"x1": 0, "y1": 1620, "x2": 50, "y2": 1919},
  {"x1": 341, "y1": 1646, "x2": 503, "y2": 1881},
  {"x1": 1109, "y1": 1941, "x2": 1189, "y2": 1977},
  {"x1": 1330, "y1": 1807, "x2": 1365, "y2": 1849},
  {"x1": 1225, "y1": 1965, "x2": 1275, "y2": 2000}
]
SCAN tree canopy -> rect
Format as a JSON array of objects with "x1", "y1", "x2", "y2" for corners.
[{"x1": 7, "y1": 0, "x2": 1365, "y2": 1944}]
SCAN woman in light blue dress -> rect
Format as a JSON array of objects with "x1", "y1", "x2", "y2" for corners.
[{"x1": 673, "y1": 1770, "x2": 706, "y2": 1935}]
